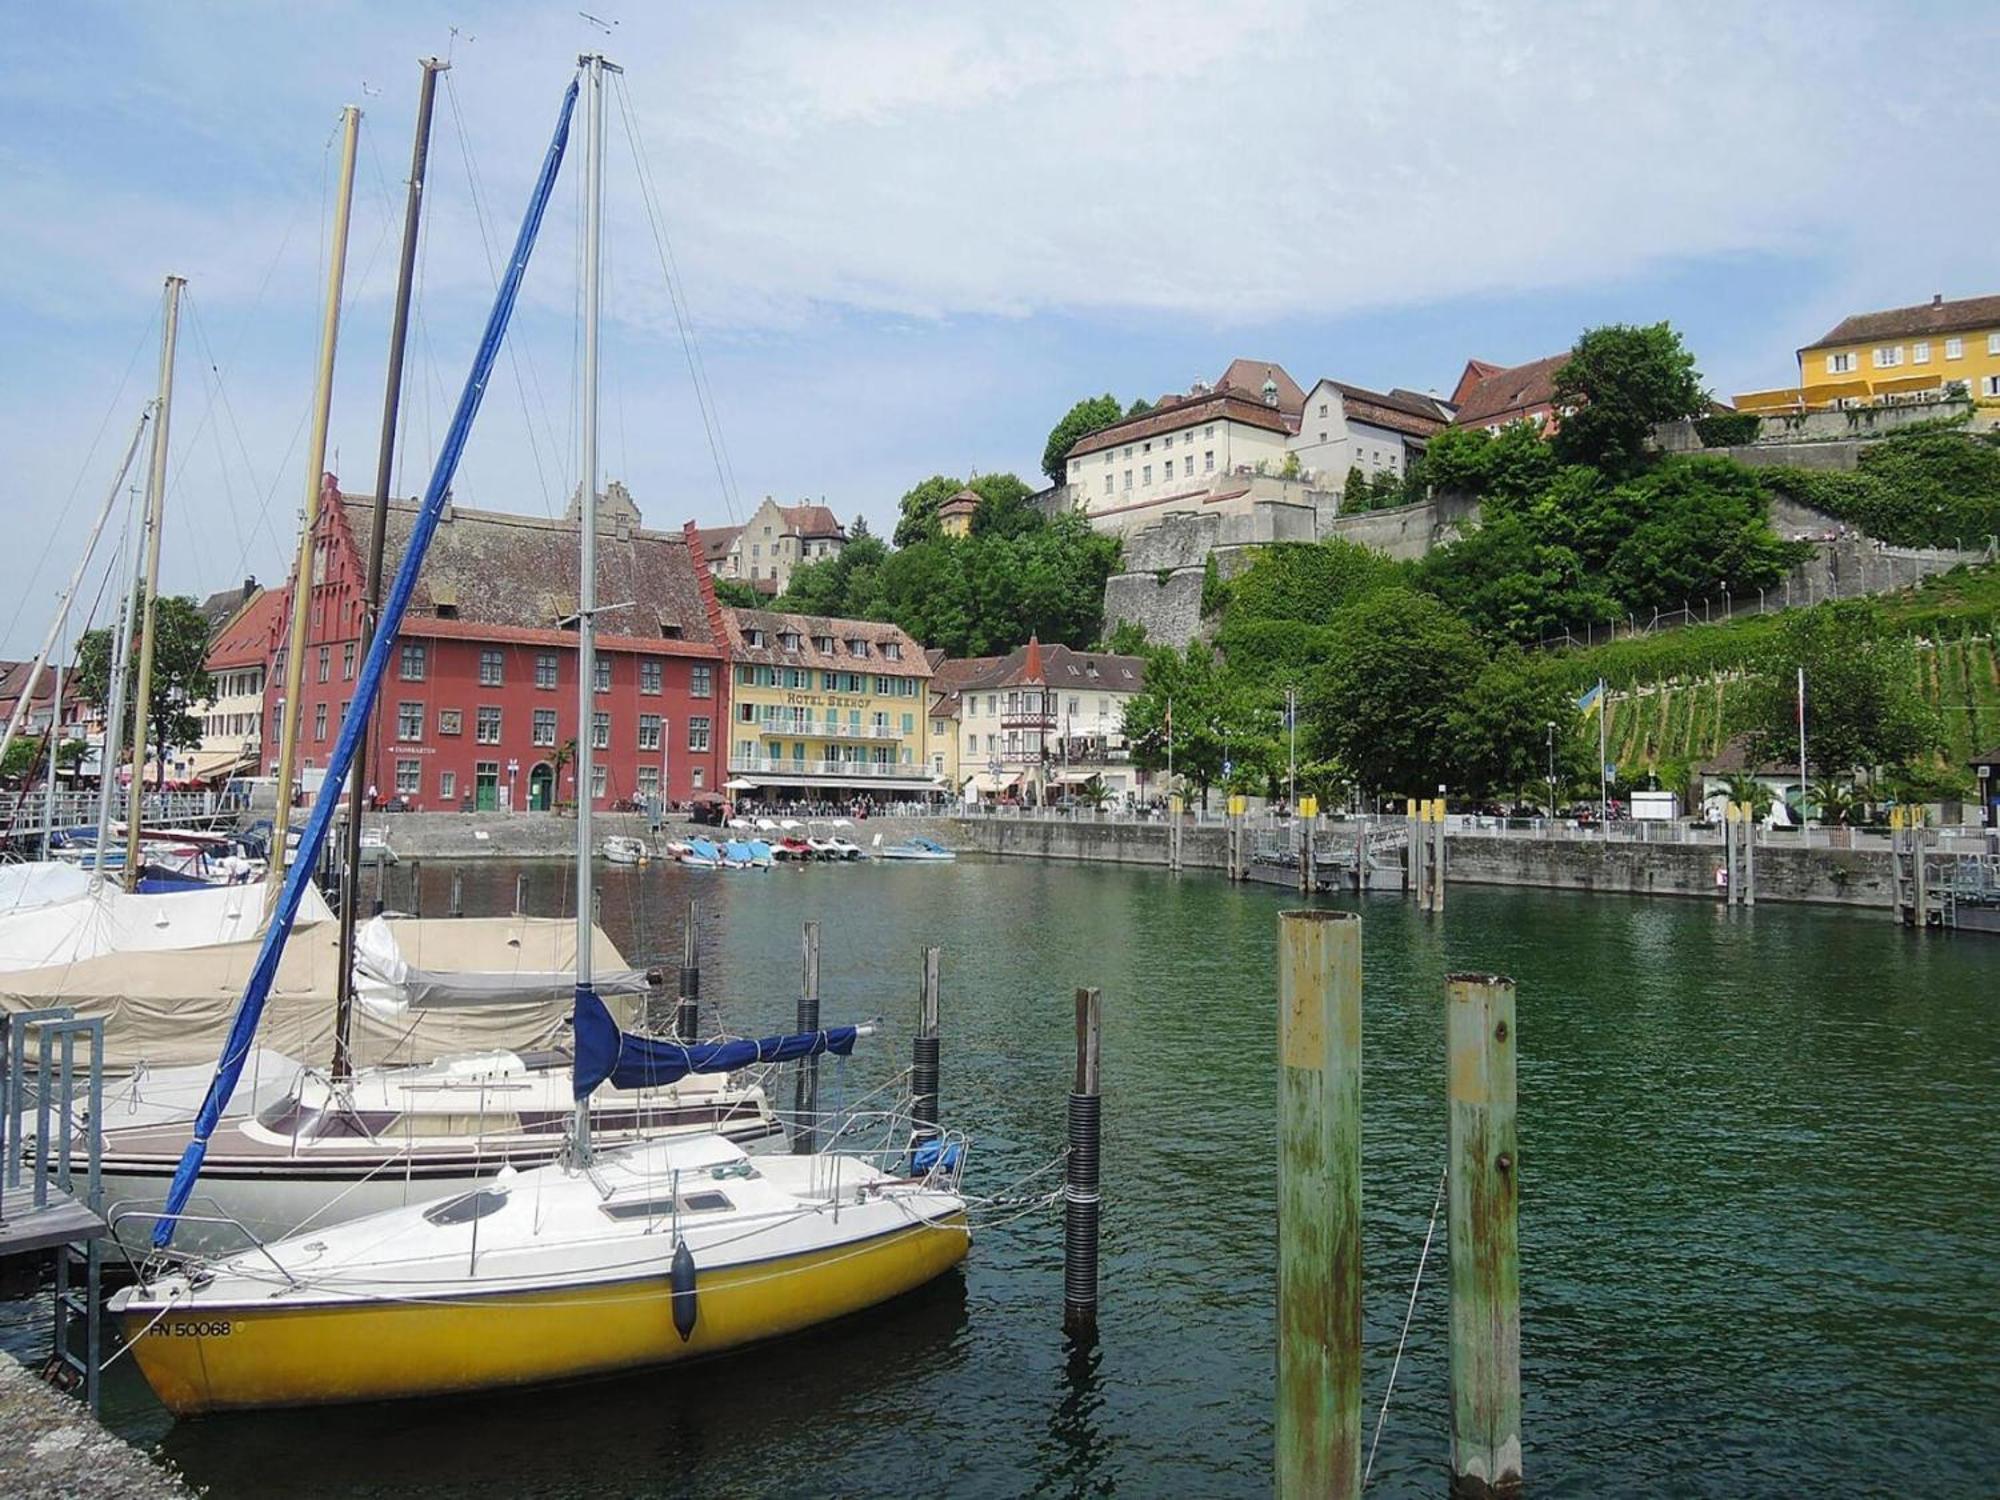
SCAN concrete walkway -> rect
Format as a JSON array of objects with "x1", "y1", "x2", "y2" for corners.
[{"x1": 0, "y1": 1355, "x2": 190, "y2": 1499}]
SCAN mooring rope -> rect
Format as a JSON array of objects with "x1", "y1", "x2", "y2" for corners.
[{"x1": 1365, "y1": 1163, "x2": 1447, "y2": 1489}]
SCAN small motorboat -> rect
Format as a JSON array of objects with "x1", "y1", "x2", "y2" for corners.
[
  {"x1": 773, "y1": 836, "x2": 815, "y2": 862},
  {"x1": 806, "y1": 821, "x2": 864, "y2": 860},
  {"x1": 678, "y1": 837, "x2": 725, "y2": 868},
  {"x1": 601, "y1": 835, "x2": 649, "y2": 865},
  {"x1": 874, "y1": 835, "x2": 956, "y2": 862}
]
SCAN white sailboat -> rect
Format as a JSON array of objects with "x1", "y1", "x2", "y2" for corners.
[{"x1": 116, "y1": 56, "x2": 968, "y2": 1415}]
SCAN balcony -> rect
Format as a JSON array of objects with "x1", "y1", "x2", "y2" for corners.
[
  {"x1": 746, "y1": 718, "x2": 906, "y2": 742},
  {"x1": 728, "y1": 754, "x2": 930, "y2": 782}
]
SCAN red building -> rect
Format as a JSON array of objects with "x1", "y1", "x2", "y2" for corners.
[
  {"x1": 263, "y1": 476, "x2": 729, "y2": 812},
  {"x1": 1449, "y1": 353, "x2": 1568, "y2": 434}
]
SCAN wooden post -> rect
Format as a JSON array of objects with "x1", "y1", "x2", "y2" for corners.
[
  {"x1": 1063, "y1": 985, "x2": 1102, "y2": 1338},
  {"x1": 1446, "y1": 973, "x2": 1523, "y2": 1500},
  {"x1": 675, "y1": 897, "x2": 700, "y2": 1041},
  {"x1": 408, "y1": 857, "x2": 421, "y2": 918},
  {"x1": 793, "y1": 920, "x2": 821, "y2": 1153},
  {"x1": 448, "y1": 868, "x2": 462, "y2": 918},
  {"x1": 513, "y1": 871, "x2": 527, "y2": 916},
  {"x1": 1912, "y1": 820, "x2": 1929, "y2": 932},
  {"x1": 910, "y1": 944, "x2": 942, "y2": 1164},
  {"x1": 1742, "y1": 803, "x2": 1756, "y2": 907},
  {"x1": 1408, "y1": 798, "x2": 1424, "y2": 904},
  {"x1": 1276, "y1": 910, "x2": 1362, "y2": 1500}
]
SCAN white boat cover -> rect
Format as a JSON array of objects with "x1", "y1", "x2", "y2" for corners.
[
  {"x1": 0, "y1": 915, "x2": 638, "y2": 1074},
  {"x1": 0, "y1": 861, "x2": 96, "y2": 916},
  {"x1": 0, "y1": 877, "x2": 336, "y2": 973},
  {"x1": 351, "y1": 914, "x2": 652, "y2": 1010}
]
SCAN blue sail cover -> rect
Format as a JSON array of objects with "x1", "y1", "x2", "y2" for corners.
[
  {"x1": 572, "y1": 986, "x2": 858, "y2": 1098},
  {"x1": 152, "y1": 78, "x2": 581, "y2": 1250}
]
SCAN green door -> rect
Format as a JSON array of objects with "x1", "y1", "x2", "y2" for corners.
[{"x1": 475, "y1": 763, "x2": 500, "y2": 810}]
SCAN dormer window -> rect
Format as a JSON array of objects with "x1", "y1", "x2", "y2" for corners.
[
  {"x1": 846, "y1": 638, "x2": 869, "y2": 658},
  {"x1": 812, "y1": 635, "x2": 834, "y2": 653},
  {"x1": 744, "y1": 628, "x2": 766, "y2": 648},
  {"x1": 779, "y1": 631, "x2": 801, "y2": 651},
  {"x1": 882, "y1": 641, "x2": 901, "y2": 661},
  {"x1": 435, "y1": 603, "x2": 459, "y2": 620}
]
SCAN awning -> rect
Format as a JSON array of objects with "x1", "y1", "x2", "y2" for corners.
[
  {"x1": 733, "y1": 773, "x2": 946, "y2": 795},
  {"x1": 1053, "y1": 770, "x2": 1106, "y2": 784},
  {"x1": 183, "y1": 746, "x2": 256, "y2": 784},
  {"x1": 970, "y1": 772, "x2": 1022, "y2": 793}
]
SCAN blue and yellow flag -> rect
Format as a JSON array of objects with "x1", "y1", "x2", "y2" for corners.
[{"x1": 1575, "y1": 680, "x2": 1604, "y2": 716}]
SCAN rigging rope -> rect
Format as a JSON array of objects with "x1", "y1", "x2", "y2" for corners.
[{"x1": 1364, "y1": 1164, "x2": 1448, "y2": 1490}]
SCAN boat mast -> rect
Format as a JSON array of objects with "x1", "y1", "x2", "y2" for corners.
[
  {"x1": 95, "y1": 477, "x2": 146, "y2": 872},
  {"x1": 41, "y1": 606, "x2": 64, "y2": 851},
  {"x1": 572, "y1": 51, "x2": 613, "y2": 1161},
  {"x1": 334, "y1": 62, "x2": 445, "y2": 1082},
  {"x1": 0, "y1": 405, "x2": 149, "y2": 784},
  {"x1": 267, "y1": 105, "x2": 361, "y2": 902},
  {"x1": 122, "y1": 276, "x2": 185, "y2": 891}
]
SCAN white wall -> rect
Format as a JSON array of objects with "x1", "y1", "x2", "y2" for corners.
[{"x1": 1071, "y1": 416, "x2": 1288, "y2": 523}]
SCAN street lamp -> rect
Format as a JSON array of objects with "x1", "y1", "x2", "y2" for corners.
[{"x1": 1545, "y1": 721, "x2": 1557, "y2": 820}]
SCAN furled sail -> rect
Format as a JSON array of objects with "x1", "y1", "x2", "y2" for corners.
[
  {"x1": 153, "y1": 77, "x2": 582, "y2": 1249},
  {"x1": 573, "y1": 987, "x2": 857, "y2": 1099}
]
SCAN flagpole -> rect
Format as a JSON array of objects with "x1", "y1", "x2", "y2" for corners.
[
  {"x1": 1797, "y1": 665, "x2": 1809, "y2": 848},
  {"x1": 1598, "y1": 677, "x2": 1608, "y2": 836}
]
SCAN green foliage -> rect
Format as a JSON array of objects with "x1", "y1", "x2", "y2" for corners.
[
  {"x1": 1416, "y1": 455, "x2": 1805, "y2": 642},
  {"x1": 1042, "y1": 394, "x2": 1123, "y2": 486},
  {"x1": 1199, "y1": 554, "x2": 1226, "y2": 618},
  {"x1": 1122, "y1": 641, "x2": 1274, "y2": 800},
  {"x1": 1740, "y1": 602, "x2": 1942, "y2": 777},
  {"x1": 711, "y1": 576, "x2": 762, "y2": 609},
  {"x1": 1550, "y1": 321, "x2": 1707, "y2": 474},
  {"x1": 1074, "y1": 773, "x2": 1113, "y2": 810},
  {"x1": 74, "y1": 593, "x2": 212, "y2": 784},
  {"x1": 893, "y1": 475, "x2": 965, "y2": 549},
  {"x1": 1416, "y1": 422, "x2": 1560, "y2": 504},
  {"x1": 1695, "y1": 411, "x2": 1761, "y2": 448},
  {"x1": 966, "y1": 473, "x2": 1039, "y2": 540},
  {"x1": 783, "y1": 509, "x2": 1119, "y2": 658},
  {"x1": 1125, "y1": 397, "x2": 1153, "y2": 418},
  {"x1": 3, "y1": 735, "x2": 45, "y2": 784},
  {"x1": 1446, "y1": 649, "x2": 1592, "y2": 799},
  {"x1": 1213, "y1": 618, "x2": 1341, "y2": 686},
  {"x1": 1223, "y1": 539, "x2": 1403, "y2": 628},
  {"x1": 1342, "y1": 466, "x2": 1367, "y2": 510},
  {"x1": 1763, "y1": 431, "x2": 2000, "y2": 548},
  {"x1": 1304, "y1": 589, "x2": 1485, "y2": 796},
  {"x1": 1103, "y1": 619, "x2": 1148, "y2": 655}
]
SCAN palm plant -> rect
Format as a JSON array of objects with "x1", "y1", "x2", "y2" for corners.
[
  {"x1": 1809, "y1": 779, "x2": 1859, "y2": 826},
  {"x1": 1723, "y1": 772, "x2": 1774, "y2": 820},
  {"x1": 1075, "y1": 774, "x2": 1113, "y2": 812}
]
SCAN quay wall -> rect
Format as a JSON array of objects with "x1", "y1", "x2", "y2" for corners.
[
  {"x1": 0, "y1": 1355, "x2": 192, "y2": 1499},
  {"x1": 944, "y1": 818, "x2": 1895, "y2": 910}
]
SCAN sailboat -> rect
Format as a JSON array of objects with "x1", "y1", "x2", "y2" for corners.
[{"x1": 114, "y1": 56, "x2": 968, "y2": 1414}]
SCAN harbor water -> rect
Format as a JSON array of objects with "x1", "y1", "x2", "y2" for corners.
[{"x1": 7, "y1": 857, "x2": 1996, "y2": 1496}]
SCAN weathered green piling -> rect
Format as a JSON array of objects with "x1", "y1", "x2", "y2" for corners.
[
  {"x1": 1062, "y1": 985, "x2": 1102, "y2": 1337},
  {"x1": 1446, "y1": 972, "x2": 1523, "y2": 1500},
  {"x1": 793, "y1": 919, "x2": 821, "y2": 1153},
  {"x1": 1276, "y1": 909, "x2": 1362, "y2": 1500}
]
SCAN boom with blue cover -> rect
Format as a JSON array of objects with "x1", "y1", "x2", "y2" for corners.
[
  {"x1": 572, "y1": 987, "x2": 857, "y2": 1098},
  {"x1": 152, "y1": 77, "x2": 581, "y2": 1250}
]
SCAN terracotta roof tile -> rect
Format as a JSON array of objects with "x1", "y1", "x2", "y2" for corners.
[
  {"x1": 723, "y1": 607, "x2": 928, "y2": 675},
  {"x1": 1804, "y1": 293, "x2": 2000, "y2": 353},
  {"x1": 1067, "y1": 392, "x2": 1292, "y2": 460},
  {"x1": 204, "y1": 589, "x2": 282, "y2": 670},
  {"x1": 1450, "y1": 353, "x2": 1568, "y2": 428}
]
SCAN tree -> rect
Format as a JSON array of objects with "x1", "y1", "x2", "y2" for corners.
[
  {"x1": 1303, "y1": 589, "x2": 1485, "y2": 797},
  {"x1": 1224, "y1": 539, "x2": 1402, "y2": 628},
  {"x1": 1103, "y1": 620, "x2": 1148, "y2": 655},
  {"x1": 1041, "y1": 394, "x2": 1123, "y2": 486},
  {"x1": 893, "y1": 475, "x2": 967, "y2": 549},
  {"x1": 1550, "y1": 322, "x2": 1706, "y2": 474},
  {"x1": 1121, "y1": 641, "x2": 1268, "y2": 804},
  {"x1": 74, "y1": 593, "x2": 213, "y2": 788},
  {"x1": 711, "y1": 577, "x2": 762, "y2": 609},
  {"x1": 1074, "y1": 773, "x2": 1112, "y2": 811},
  {"x1": 1125, "y1": 396, "x2": 1153, "y2": 418},
  {"x1": 850, "y1": 514, "x2": 874, "y2": 542},
  {"x1": 776, "y1": 531, "x2": 891, "y2": 618},
  {"x1": 1740, "y1": 603, "x2": 1941, "y2": 779},
  {"x1": 1446, "y1": 650, "x2": 1584, "y2": 800},
  {"x1": 967, "y1": 473, "x2": 1039, "y2": 540}
]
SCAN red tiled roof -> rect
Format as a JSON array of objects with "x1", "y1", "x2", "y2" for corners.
[
  {"x1": 779, "y1": 504, "x2": 846, "y2": 540},
  {"x1": 1450, "y1": 354, "x2": 1568, "y2": 428},
  {"x1": 1323, "y1": 381, "x2": 1451, "y2": 440},
  {"x1": 204, "y1": 588, "x2": 282, "y2": 670},
  {"x1": 1215, "y1": 359, "x2": 1306, "y2": 416},
  {"x1": 1067, "y1": 392, "x2": 1291, "y2": 460},
  {"x1": 1450, "y1": 359, "x2": 1504, "y2": 408},
  {"x1": 696, "y1": 524, "x2": 742, "y2": 561},
  {"x1": 1804, "y1": 293, "x2": 2000, "y2": 353},
  {"x1": 723, "y1": 607, "x2": 929, "y2": 675}
]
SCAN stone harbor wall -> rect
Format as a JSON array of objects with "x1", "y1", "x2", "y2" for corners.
[{"x1": 1320, "y1": 492, "x2": 1480, "y2": 560}]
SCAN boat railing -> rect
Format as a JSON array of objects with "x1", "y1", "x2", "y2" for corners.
[{"x1": 107, "y1": 1199, "x2": 302, "y2": 1290}]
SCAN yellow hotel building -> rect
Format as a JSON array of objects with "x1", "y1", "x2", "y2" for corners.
[
  {"x1": 722, "y1": 607, "x2": 939, "y2": 801},
  {"x1": 1736, "y1": 292, "x2": 2000, "y2": 415}
]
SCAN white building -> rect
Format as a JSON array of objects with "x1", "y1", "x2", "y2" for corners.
[
  {"x1": 929, "y1": 639, "x2": 1149, "y2": 805},
  {"x1": 1288, "y1": 380, "x2": 1454, "y2": 484},
  {"x1": 699, "y1": 496, "x2": 848, "y2": 596}
]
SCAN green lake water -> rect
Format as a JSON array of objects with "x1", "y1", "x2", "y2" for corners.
[{"x1": 12, "y1": 857, "x2": 1999, "y2": 1496}]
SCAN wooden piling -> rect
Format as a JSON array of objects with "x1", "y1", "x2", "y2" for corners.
[
  {"x1": 1063, "y1": 985, "x2": 1102, "y2": 1338},
  {"x1": 911, "y1": 945, "x2": 941, "y2": 1147},
  {"x1": 448, "y1": 869, "x2": 462, "y2": 918},
  {"x1": 1276, "y1": 910, "x2": 1362, "y2": 1500},
  {"x1": 1446, "y1": 972, "x2": 1523, "y2": 1500},
  {"x1": 1741, "y1": 803, "x2": 1755, "y2": 907},
  {"x1": 513, "y1": 871, "x2": 527, "y2": 916},
  {"x1": 1408, "y1": 798, "x2": 1424, "y2": 904},
  {"x1": 674, "y1": 897, "x2": 700, "y2": 1041},
  {"x1": 793, "y1": 920, "x2": 821, "y2": 1154},
  {"x1": 408, "y1": 857, "x2": 421, "y2": 918},
  {"x1": 1433, "y1": 800, "x2": 1447, "y2": 912}
]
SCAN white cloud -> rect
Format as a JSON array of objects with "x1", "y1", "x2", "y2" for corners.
[{"x1": 2, "y1": 1, "x2": 1997, "y2": 646}]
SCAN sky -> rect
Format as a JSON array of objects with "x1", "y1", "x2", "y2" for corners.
[{"x1": 3, "y1": 1, "x2": 1997, "y2": 655}]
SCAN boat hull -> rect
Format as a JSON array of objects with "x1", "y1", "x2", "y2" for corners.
[{"x1": 121, "y1": 1213, "x2": 968, "y2": 1414}]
